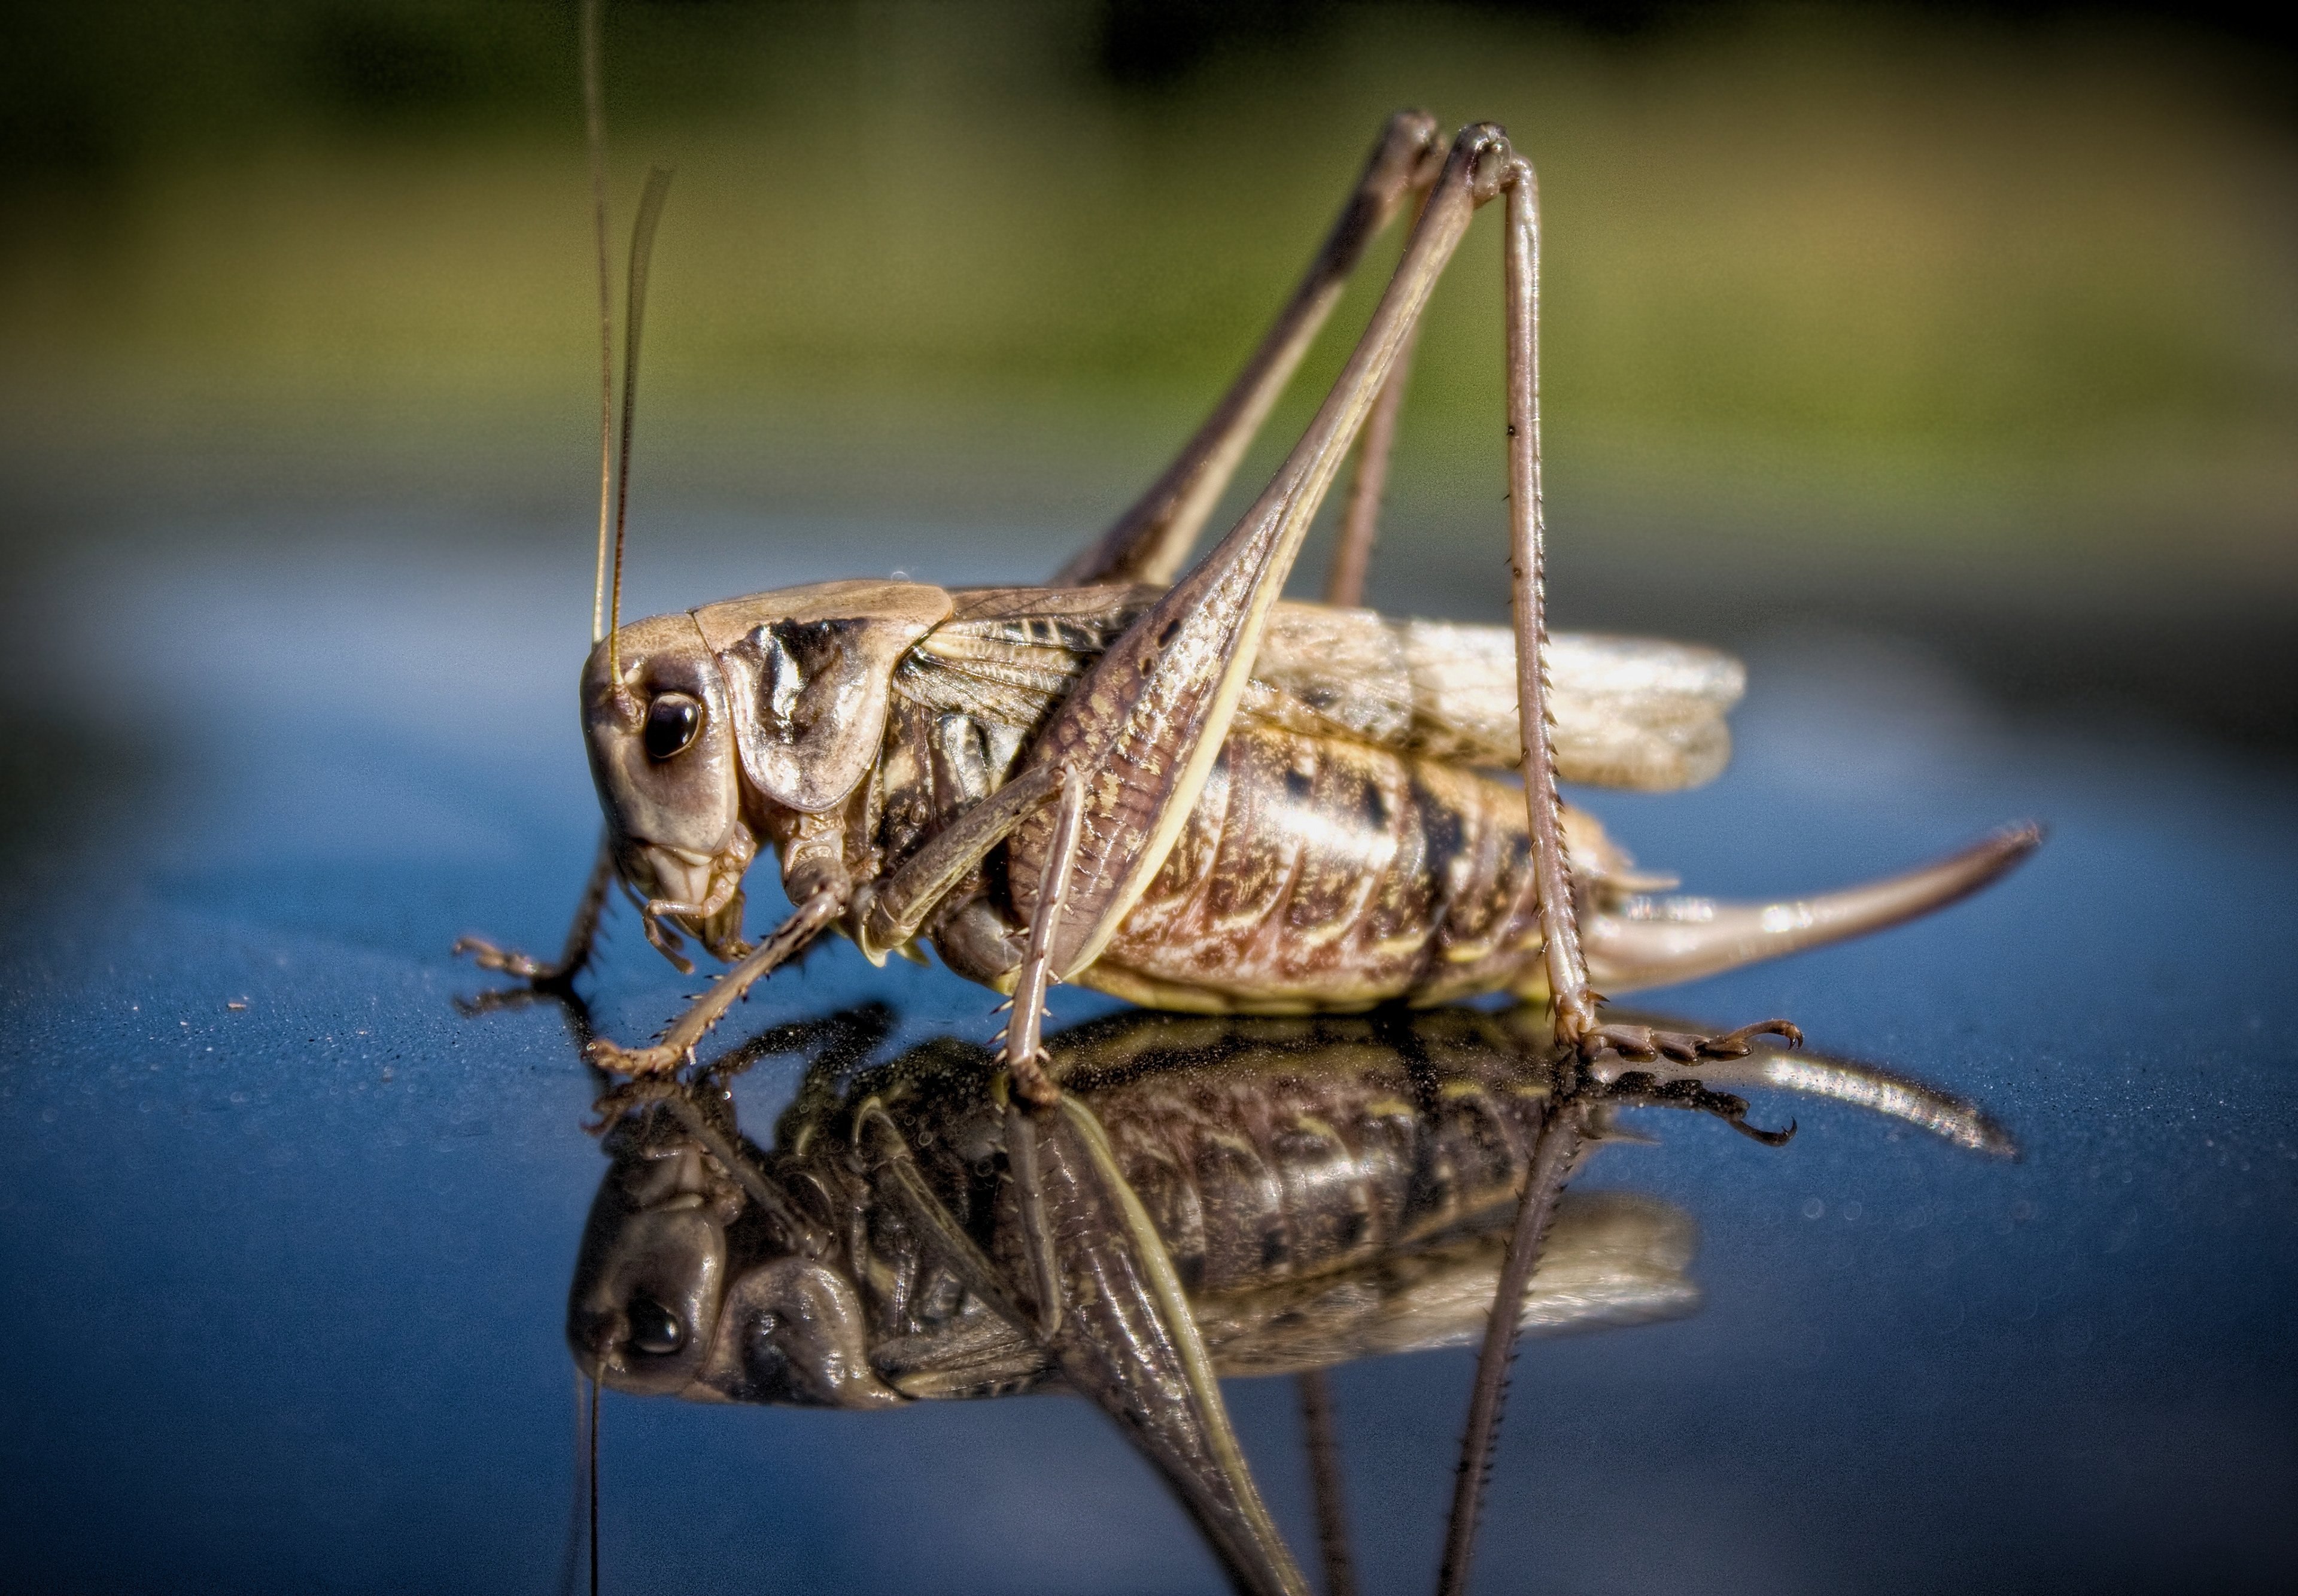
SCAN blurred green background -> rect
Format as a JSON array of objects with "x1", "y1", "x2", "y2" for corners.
[{"x1": 2, "y1": 1, "x2": 2292, "y2": 734}]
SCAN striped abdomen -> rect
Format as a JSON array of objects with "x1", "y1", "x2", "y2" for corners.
[
  {"x1": 1086, "y1": 723, "x2": 1550, "y2": 1013},
  {"x1": 1075, "y1": 1026, "x2": 1549, "y2": 1296}
]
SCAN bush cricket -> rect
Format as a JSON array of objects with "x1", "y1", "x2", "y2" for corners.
[
  {"x1": 460, "y1": 10, "x2": 2039, "y2": 1591},
  {"x1": 454, "y1": 114, "x2": 2039, "y2": 1091}
]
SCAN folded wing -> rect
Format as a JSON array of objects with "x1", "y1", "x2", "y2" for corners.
[
  {"x1": 904, "y1": 588, "x2": 1746, "y2": 792},
  {"x1": 1247, "y1": 604, "x2": 1745, "y2": 791}
]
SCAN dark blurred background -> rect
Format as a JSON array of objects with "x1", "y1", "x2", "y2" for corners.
[
  {"x1": 2, "y1": 0, "x2": 2291, "y2": 746},
  {"x1": 2, "y1": 10, "x2": 2294, "y2": 1594}
]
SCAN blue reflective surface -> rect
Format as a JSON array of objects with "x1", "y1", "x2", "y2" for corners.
[{"x1": 2, "y1": 521, "x2": 2293, "y2": 1594}]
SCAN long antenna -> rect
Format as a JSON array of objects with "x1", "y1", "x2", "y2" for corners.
[
  {"x1": 582, "y1": 0, "x2": 673, "y2": 703},
  {"x1": 583, "y1": 0, "x2": 613, "y2": 648},
  {"x1": 606, "y1": 163, "x2": 673, "y2": 694}
]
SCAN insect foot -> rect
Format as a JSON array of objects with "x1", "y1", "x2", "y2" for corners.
[
  {"x1": 585, "y1": 1038, "x2": 687, "y2": 1077},
  {"x1": 1607, "y1": 1072, "x2": 1801, "y2": 1147},
  {"x1": 453, "y1": 835, "x2": 616, "y2": 990},
  {"x1": 1580, "y1": 1017, "x2": 1804, "y2": 1065},
  {"x1": 451, "y1": 935, "x2": 553, "y2": 980},
  {"x1": 1007, "y1": 1050, "x2": 1063, "y2": 1108}
]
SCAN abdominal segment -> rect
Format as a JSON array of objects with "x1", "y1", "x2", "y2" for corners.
[{"x1": 1087, "y1": 726, "x2": 1552, "y2": 1013}]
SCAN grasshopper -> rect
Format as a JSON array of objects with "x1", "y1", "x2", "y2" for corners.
[
  {"x1": 567, "y1": 1001, "x2": 2013, "y2": 1594},
  {"x1": 464, "y1": 14, "x2": 2037, "y2": 1590},
  {"x1": 456, "y1": 106, "x2": 2038, "y2": 1095}
]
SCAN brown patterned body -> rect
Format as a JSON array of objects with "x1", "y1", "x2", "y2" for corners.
[
  {"x1": 865, "y1": 588, "x2": 1584, "y2": 1015},
  {"x1": 1095, "y1": 728, "x2": 1546, "y2": 1012}
]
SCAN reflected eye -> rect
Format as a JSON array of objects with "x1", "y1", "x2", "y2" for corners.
[
  {"x1": 643, "y1": 695, "x2": 703, "y2": 762},
  {"x1": 626, "y1": 1295, "x2": 687, "y2": 1356},
  {"x1": 744, "y1": 1314, "x2": 791, "y2": 1389}
]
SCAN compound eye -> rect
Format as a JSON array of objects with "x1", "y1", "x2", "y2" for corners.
[
  {"x1": 643, "y1": 694, "x2": 703, "y2": 762},
  {"x1": 625, "y1": 1295, "x2": 688, "y2": 1357}
]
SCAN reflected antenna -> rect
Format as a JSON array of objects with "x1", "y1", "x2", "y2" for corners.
[{"x1": 588, "y1": 1369, "x2": 601, "y2": 1596}]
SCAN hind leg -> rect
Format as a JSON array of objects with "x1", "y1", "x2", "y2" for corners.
[
  {"x1": 1484, "y1": 156, "x2": 1798, "y2": 1063},
  {"x1": 1054, "y1": 110, "x2": 1443, "y2": 589},
  {"x1": 1434, "y1": 140, "x2": 1809, "y2": 1596}
]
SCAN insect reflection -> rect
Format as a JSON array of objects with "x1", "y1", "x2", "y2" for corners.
[{"x1": 563, "y1": 1001, "x2": 2008, "y2": 1591}]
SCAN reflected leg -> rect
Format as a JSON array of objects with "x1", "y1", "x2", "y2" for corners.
[
  {"x1": 1436, "y1": 1093, "x2": 1586, "y2": 1596},
  {"x1": 1297, "y1": 1369, "x2": 1359, "y2": 1596},
  {"x1": 1028, "y1": 1094, "x2": 1314, "y2": 1596}
]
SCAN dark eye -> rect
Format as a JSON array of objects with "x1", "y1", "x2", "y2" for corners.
[
  {"x1": 643, "y1": 695, "x2": 702, "y2": 762},
  {"x1": 744, "y1": 1314, "x2": 791, "y2": 1388},
  {"x1": 626, "y1": 1295, "x2": 687, "y2": 1356}
]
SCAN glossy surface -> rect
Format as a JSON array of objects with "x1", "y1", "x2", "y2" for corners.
[{"x1": 2, "y1": 521, "x2": 2293, "y2": 1594}]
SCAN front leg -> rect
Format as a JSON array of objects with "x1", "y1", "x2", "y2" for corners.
[
  {"x1": 999, "y1": 768, "x2": 1087, "y2": 1105},
  {"x1": 454, "y1": 827, "x2": 615, "y2": 989},
  {"x1": 585, "y1": 881, "x2": 847, "y2": 1077}
]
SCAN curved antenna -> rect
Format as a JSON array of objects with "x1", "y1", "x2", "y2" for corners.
[
  {"x1": 605, "y1": 163, "x2": 674, "y2": 694},
  {"x1": 583, "y1": 0, "x2": 614, "y2": 648},
  {"x1": 582, "y1": 0, "x2": 674, "y2": 702}
]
